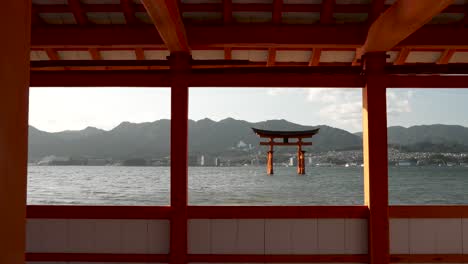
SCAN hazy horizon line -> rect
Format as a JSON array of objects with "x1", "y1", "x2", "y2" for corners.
[{"x1": 29, "y1": 117, "x2": 468, "y2": 134}]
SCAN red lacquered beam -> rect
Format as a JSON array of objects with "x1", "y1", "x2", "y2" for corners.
[
  {"x1": 26, "y1": 205, "x2": 171, "y2": 219},
  {"x1": 188, "y1": 206, "x2": 369, "y2": 219},
  {"x1": 26, "y1": 253, "x2": 169, "y2": 262}
]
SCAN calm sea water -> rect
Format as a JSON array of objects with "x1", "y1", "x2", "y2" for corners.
[{"x1": 27, "y1": 166, "x2": 468, "y2": 205}]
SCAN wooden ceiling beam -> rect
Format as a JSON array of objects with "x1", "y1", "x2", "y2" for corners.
[
  {"x1": 394, "y1": 48, "x2": 410, "y2": 65},
  {"x1": 68, "y1": 0, "x2": 89, "y2": 25},
  {"x1": 369, "y1": 0, "x2": 385, "y2": 24},
  {"x1": 320, "y1": 0, "x2": 335, "y2": 24},
  {"x1": 32, "y1": 3, "x2": 468, "y2": 14},
  {"x1": 31, "y1": 25, "x2": 468, "y2": 49},
  {"x1": 362, "y1": 0, "x2": 454, "y2": 54},
  {"x1": 437, "y1": 49, "x2": 455, "y2": 64},
  {"x1": 141, "y1": 0, "x2": 189, "y2": 53},
  {"x1": 223, "y1": 0, "x2": 233, "y2": 24},
  {"x1": 308, "y1": 48, "x2": 321, "y2": 66},
  {"x1": 272, "y1": 0, "x2": 283, "y2": 24},
  {"x1": 120, "y1": 0, "x2": 138, "y2": 25}
]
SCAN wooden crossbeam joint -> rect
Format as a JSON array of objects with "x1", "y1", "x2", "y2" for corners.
[{"x1": 141, "y1": 0, "x2": 190, "y2": 53}]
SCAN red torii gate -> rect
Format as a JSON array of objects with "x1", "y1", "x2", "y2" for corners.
[{"x1": 252, "y1": 128, "x2": 319, "y2": 175}]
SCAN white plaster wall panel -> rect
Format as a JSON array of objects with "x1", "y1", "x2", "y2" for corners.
[
  {"x1": 317, "y1": 219, "x2": 345, "y2": 254},
  {"x1": 33, "y1": 0, "x2": 67, "y2": 4},
  {"x1": 406, "y1": 51, "x2": 443, "y2": 63},
  {"x1": 191, "y1": 50, "x2": 225, "y2": 60},
  {"x1": 390, "y1": 219, "x2": 410, "y2": 254},
  {"x1": 233, "y1": 0, "x2": 273, "y2": 3},
  {"x1": 237, "y1": 219, "x2": 265, "y2": 254},
  {"x1": 31, "y1": 50, "x2": 49, "y2": 61},
  {"x1": 182, "y1": 0, "x2": 222, "y2": 3},
  {"x1": 336, "y1": 0, "x2": 370, "y2": 3},
  {"x1": 101, "y1": 50, "x2": 137, "y2": 60},
  {"x1": 449, "y1": 52, "x2": 468, "y2": 63},
  {"x1": 211, "y1": 219, "x2": 238, "y2": 254},
  {"x1": 135, "y1": 12, "x2": 152, "y2": 24},
  {"x1": 27, "y1": 219, "x2": 44, "y2": 252},
  {"x1": 265, "y1": 219, "x2": 292, "y2": 254},
  {"x1": 148, "y1": 220, "x2": 170, "y2": 254},
  {"x1": 121, "y1": 220, "x2": 148, "y2": 253},
  {"x1": 183, "y1": 12, "x2": 223, "y2": 23},
  {"x1": 409, "y1": 218, "x2": 463, "y2": 254},
  {"x1": 276, "y1": 50, "x2": 311, "y2": 62},
  {"x1": 232, "y1": 12, "x2": 272, "y2": 23},
  {"x1": 57, "y1": 51, "x2": 92, "y2": 60},
  {"x1": 282, "y1": 12, "x2": 320, "y2": 24},
  {"x1": 320, "y1": 51, "x2": 355, "y2": 63},
  {"x1": 464, "y1": 218, "x2": 468, "y2": 254},
  {"x1": 28, "y1": 219, "x2": 69, "y2": 253},
  {"x1": 68, "y1": 219, "x2": 96, "y2": 253},
  {"x1": 291, "y1": 219, "x2": 318, "y2": 254},
  {"x1": 283, "y1": 0, "x2": 321, "y2": 3},
  {"x1": 435, "y1": 218, "x2": 462, "y2": 253},
  {"x1": 94, "y1": 220, "x2": 122, "y2": 253},
  {"x1": 82, "y1": 0, "x2": 119, "y2": 4},
  {"x1": 232, "y1": 50, "x2": 269, "y2": 62},
  {"x1": 189, "y1": 219, "x2": 211, "y2": 254},
  {"x1": 40, "y1": 13, "x2": 76, "y2": 24},
  {"x1": 145, "y1": 50, "x2": 170, "y2": 60},
  {"x1": 86, "y1": 13, "x2": 112, "y2": 24},
  {"x1": 345, "y1": 219, "x2": 367, "y2": 254},
  {"x1": 409, "y1": 218, "x2": 437, "y2": 254}
]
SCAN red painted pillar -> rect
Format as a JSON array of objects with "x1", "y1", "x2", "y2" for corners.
[
  {"x1": 0, "y1": 1, "x2": 31, "y2": 263},
  {"x1": 362, "y1": 52, "x2": 389, "y2": 264},
  {"x1": 267, "y1": 150, "x2": 274, "y2": 175},
  {"x1": 169, "y1": 52, "x2": 191, "y2": 264}
]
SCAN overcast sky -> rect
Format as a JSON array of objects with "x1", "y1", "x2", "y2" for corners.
[{"x1": 29, "y1": 87, "x2": 468, "y2": 133}]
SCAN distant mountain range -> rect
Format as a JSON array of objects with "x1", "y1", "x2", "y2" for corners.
[{"x1": 28, "y1": 119, "x2": 468, "y2": 160}]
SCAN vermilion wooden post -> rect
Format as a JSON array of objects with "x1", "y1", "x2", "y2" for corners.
[
  {"x1": 169, "y1": 52, "x2": 191, "y2": 264},
  {"x1": 362, "y1": 52, "x2": 390, "y2": 264},
  {"x1": 0, "y1": 0, "x2": 31, "y2": 263}
]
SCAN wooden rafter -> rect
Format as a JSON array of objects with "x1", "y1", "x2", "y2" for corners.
[
  {"x1": 267, "y1": 48, "x2": 276, "y2": 67},
  {"x1": 308, "y1": 48, "x2": 321, "y2": 66},
  {"x1": 120, "y1": 0, "x2": 138, "y2": 25},
  {"x1": 89, "y1": 48, "x2": 101, "y2": 60},
  {"x1": 68, "y1": 0, "x2": 88, "y2": 25},
  {"x1": 223, "y1": 0, "x2": 232, "y2": 24},
  {"x1": 320, "y1": 0, "x2": 335, "y2": 24},
  {"x1": 394, "y1": 48, "x2": 410, "y2": 65},
  {"x1": 272, "y1": 0, "x2": 283, "y2": 24},
  {"x1": 437, "y1": 49, "x2": 455, "y2": 64},
  {"x1": 141, "y1": 0, "x2": 190, "y2": 53},
  {"x1": 135, "y1": 48, "x2": 145, "y2": 60},
  {"x1": 224, "y1": 47, "x2": 232, "y2": 60},
  {"x1": 45, "y1": 48, "x2": 60, "y2": 60},
  {"x1": 362, "y1": 0, "x2": 454, "y2": 53}
]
